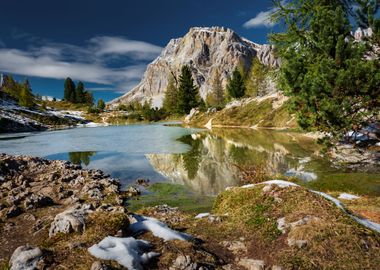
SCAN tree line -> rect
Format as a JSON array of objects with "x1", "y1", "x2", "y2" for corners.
[{"x1": 1, "y1": 75, "x2": 35, "y2": 108}]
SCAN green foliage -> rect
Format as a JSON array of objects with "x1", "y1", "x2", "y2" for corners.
[
  {"x1": 356, "y1": 0, "x2": 379, "y2": 28},
  {"x1": 97, "y1": 99, "x2": 106, "y2": 111},
  {"x1": 68, "y1": 151, "x2": 96, "y2": 166},
  {"x1": 64, "y1": 77, "x2": 76, "y2": 102},
  {"x1": 75, "y1": 81, "x2": 85, "y2": 103},
  {"x1": 177, "y1": 65, "x2": 200, "y2": 114},
  {"x1": 206, "y1": 71, "x2": 225, "y2": 109},
  {"x1": 227, "y1": 68, "x2": 246, "y2": 98},
  {"x1": 18, "y1": 80, "x2": 34, "y2": 108},
  {"x1": 245, "y1": 58, "x2": 268, "y2": 97},
  {"x1": 162, "y1": 75, "x2": 179, "y2": 114},
  {"x1": 63, "y1": 78, "x2": 93, "y2": 105},
  {"x1": 270, "y1": 0, "x2": 380, "y2": 140}
]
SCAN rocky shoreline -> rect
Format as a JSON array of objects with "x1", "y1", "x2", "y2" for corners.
[{"x1": 1, "y1": 154, "x2": 380, "y2": 269}]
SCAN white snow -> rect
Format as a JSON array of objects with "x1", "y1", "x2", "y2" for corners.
[
  {"x1": 312, "y1": 190, "x2": 380, "y2": 233},
  {"x1": 237, "y1": 180, "x2": 299, "y2": 190},
  {"x1": 299, "y1": 157, "x2": 311, "y2": 164},
  {"x1": 129, "y1": 215, "x2": 191, "y2": 241},
  {"x1": 88, "y1": 236, "x2": 159, "y2": 270},
  {"x1": 338, "y1": 193, "x2": 360, "y2": 200},
  {"x1": 195, "y1": 213, "x2": 210, "y2": 219}
]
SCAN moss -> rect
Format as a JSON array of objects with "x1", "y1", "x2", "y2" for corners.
[{"x1": 128, "y1": 183, "x2": 214, "y2": 213}]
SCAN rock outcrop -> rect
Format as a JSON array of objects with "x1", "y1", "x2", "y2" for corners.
[{"x1": 109, "y1": 27, "x2": 279, "y2": 108}]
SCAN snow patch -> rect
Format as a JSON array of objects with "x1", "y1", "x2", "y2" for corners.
[
  {"x1": 195, "y1": 213, "x2": 210, "y2": 219},
  {"x1": 312, "y1": 191, "x2": 380, "y2": 233},
  {"x1": 88, "y1": 236, "x2": 159, "y2": 270},
  {"x1": 234, "y1": 180, "x2": 299, "y2": 190},
  {"x1": 129, "y1": 215, "x2": 191, "y2": 241},
  {"x1": 338, "y1": 193, "x2": 360, "y2": 200}
]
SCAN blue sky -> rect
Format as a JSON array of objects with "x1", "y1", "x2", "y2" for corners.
[{"x1": 0, "y1": 0, "x2": 280, "y2": 101}]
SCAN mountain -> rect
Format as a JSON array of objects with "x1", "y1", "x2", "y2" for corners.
[{"x1": 108, "y1": 27, "x2": 279, "y2": 109}]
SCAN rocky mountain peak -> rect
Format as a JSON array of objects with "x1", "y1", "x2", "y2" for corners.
[{"x1": 109, "y1": 26, "x2": 279, "y2": 108}]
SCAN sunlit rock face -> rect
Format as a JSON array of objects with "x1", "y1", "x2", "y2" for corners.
[
  {"x1": 109, "y1": 27, "x2": 279, "y2": 108},
  {"x1": 147, "y1": 130, "x2": 313, "y2": 195}
]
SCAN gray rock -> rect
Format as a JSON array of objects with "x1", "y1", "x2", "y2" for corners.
[
  {"x1": 170, "y1": 255, "x2": 198, "y2": 270},
  {"x1": 238, "y1": 258, "x2": 265, "y2": 270},
  {"x1": 24, "y1": 194, "x2": 54, "y2": 210},
  {"x1": 126, "y1": 186, "x2": 140, "y2": 197},
  {"x1": 91, "y1": 261, "x2": 109, "y2": 270},
  {"x1": 49, "y1": 204, "x2": 92, "y2": 237},
  {"x1": 9, "y1": 245, "x2": 43, "y2": 270},
  {"x1": 287, "y1": 238, "x2": 308, "y2": 248}
]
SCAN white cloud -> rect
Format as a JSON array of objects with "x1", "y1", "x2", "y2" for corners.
[
  {"x1": 90, "y1": 36, "x2": 163, "y2": 60},
  {"x1": 243, "y1": 2, "x2": 286, "y2": 29},
  {"x1": 0, "y1": 36, "x2": 162, "y2": 93},
  {"x1": 243, "y1": 10, "x2": 275, "y2": 28}
]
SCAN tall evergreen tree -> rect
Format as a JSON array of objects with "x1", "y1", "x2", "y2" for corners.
[
  {"x1": 245, "y1": 58, "x2": 268, "y2": 97},
  {"x1": 19, "y1": 80, "x2": 34, "y2": 108},
  {"x1": 206, "y1": 71, "x2": 225, "y2": 108},
  {"x1": 162, "y1": 75, "x2": 179, "y2": 114},
  {"x1": 64, "y1": 77, "x2": 76, "y2": 102},
  {"x1": 227, "y1": 68, "x2": 246, "y2": 98},
  {"x1": 75, "y1": 81, "x2": 85, "y2": 103},
  {"x1": 177, "y1": 65, "x2": 199, "y2": 114},
  {"x1": 270, "y1": 0, "x2": 380, "y2": 141},
  {"x1": 84, "y1": 91, "x2": 94, "y2": 105},
  {"x1": 97, "y1": 99, "x2": 106, "y2": 111}
]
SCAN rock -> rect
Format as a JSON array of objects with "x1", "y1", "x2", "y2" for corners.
[
  {"x1": 171, "y1": 255, "x2": 198, "y2": 270},
  {"x1": 108, "y1": 27, "x2": 280, "y2": 109},
  {"x1": 91, "y1": 261, "x2": 109, "y2": 270},
  {"x1": 9, "y1": 245, "x2": 43, "y2": 270},
  {"x1": 6, "y1": 205, "x2": 23, "y2": 218},
  {"x1": 49, "y1": 204, "x2": 92, "y2": 237},
  {"x1": 185, "y1": 108, "x2": 200, "y2": 123},
  {"x1": 287, "y1": 238, "x2": 308, "y2": 248},
  {"x1": 238, "y1": 258, "x2": 266, "y2": 270},
  {"x1": 126, "y1": 186, "x2": 140, "y2": 197},
  {"x1": 221, "y1": 241, "x2": 247, "y2": 253},
  {"x1": 272, "y1": 266, "x2": 283, "y2": 270},
  {"x1": 135, "y1": 178, "x2": 150, "y2": 186},
  {"x1": 24, "y1": 194, "x2": 54, "y2": 210}
]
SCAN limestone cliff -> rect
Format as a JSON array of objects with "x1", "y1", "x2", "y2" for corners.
[{"x1": 109, "y1": 27, "x2": 279, "y2": 108}]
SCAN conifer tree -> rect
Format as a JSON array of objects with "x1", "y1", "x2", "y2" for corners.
[
  {"x1": 245, "y1": 58, "x2": 268, "y2": 97},
  {"x1": 206, "y1": 71, "x2": 225, "y2": 109},
  {"x1": 75, "y1": 81, "x2": 85, "y2": 103},
  {"x1": 162, "y1": 75, "x2": 179, "y2": 114},
  {"x1": 270, "y1": 0, "x2": 380, "y2": 141},
  {"x1": 177, "y1": 65, "x2": 200, "y2": 114},
  {"x1": 97, "y1": 99, "x2": 106, "y2": 111},
  {"x1": 64, "y1": 77, "x2": 76, "y2": 102},
  {"x1": 226, "y1": 68, "x2": 246, "y2": 99},
  {"x1": 19, "y1": 80, "x2": 34, "y2": 108}
]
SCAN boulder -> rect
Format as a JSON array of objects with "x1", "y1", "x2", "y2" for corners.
[
  {"x1": 24, "y1": 194, "x2": 54, "y2": 210},
  {"x1": 9, "y1": 246, "x2": 43, "y2": 270},
  {"x1": 49, "y1": 204, "x2": 92, "y2": 237}
]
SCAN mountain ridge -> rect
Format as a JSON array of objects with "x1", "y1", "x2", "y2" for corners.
[{"x1": 108, "y1": 26, "x2": 279, "y2": 108}]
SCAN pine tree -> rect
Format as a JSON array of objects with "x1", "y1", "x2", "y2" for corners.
[
  {"x1": 270, "y1": 0, "x2": 380, "y2": 141},
  {"x1": 227, "y1": 68, "x2": 246, "y2": 99},
  {"x1": 75, "y1": 81, "x2": 85, "y2": 103},
  {"x1": 84, "y1": 91, "x2": 94, "y2": 105},
  {"x1": 206, "y1": 71, "x2": 225, "y2": 109},
  {"x1": 64, "y1": 77, "x2": 76, "y2": 102},
  {"x1": 177, "y1": 65, "x2": 200, "y2": 114},
  {"x1": 97, "y1": 99, "x2": 105, "y2": 111},
  {"x1": 19, "y1": 80, "x2": 34, "y2": 108},
  {"x1": 245, "y1": 58, "x2": 268, "y2": 97},
  {"x1": 162, "y1": 75, "x2": 179, "y2": 114}
]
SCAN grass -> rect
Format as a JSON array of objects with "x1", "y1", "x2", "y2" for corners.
[
  {"x1": 189, "y1": 98, "x2": 297, "y2": 129},
  {"x1": 127, "y1": 183, "x2": 214, "y2": 213}
]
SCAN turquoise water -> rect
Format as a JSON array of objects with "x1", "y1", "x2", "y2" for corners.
[{"x1": 0, "y1": 124, "x2": 379, "y2": 195}]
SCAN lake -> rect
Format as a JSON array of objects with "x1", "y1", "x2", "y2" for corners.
[{"x1": 0, "y1": 124, "x2": 379, "y2": 196}]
